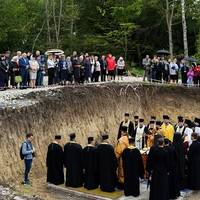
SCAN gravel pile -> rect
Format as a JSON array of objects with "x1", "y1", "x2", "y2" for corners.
[{"x1": 0, "y1": 186, "x2": 41, "y2": 200}]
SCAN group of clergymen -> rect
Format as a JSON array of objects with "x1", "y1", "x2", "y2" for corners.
[{"x1": 46, "y1": 113, "x2": 200, "y2": 200}]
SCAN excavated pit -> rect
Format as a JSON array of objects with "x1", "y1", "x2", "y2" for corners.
[{"x1": 0, "y1": 83, "x2": 200, "y2": 185}]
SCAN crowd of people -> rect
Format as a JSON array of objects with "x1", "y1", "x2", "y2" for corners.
[
  {"x1": 21, "y1": 113, "x2": 200, "y2": 200},
  {"x1": 0, "y1": 50, "x2": 126, "y2": 90},
  {"x1": 142, "y1": 55, "x2": 200, "y2": 86}
]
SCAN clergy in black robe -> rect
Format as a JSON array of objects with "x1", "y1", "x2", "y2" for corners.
[
  {"x1": 83, "y1": 137, "x2": 99, "y2": 190},
  {"x1": 188, "y1": 133, "x2": 200, "y2": 190},
  {"x1": 64, "y1": 133, "x2": 83, "y2": 187},
  {"x1": 175, "y1": 116, "x2": 186, "y2": 137},
  {"x1": 122, "y1": 137, "x2": 144, "y2": 197},
  {"x1": 172, "y1": 132, "x2": 185, "y2": 189},
  {"x1": 97, "y1": 134, "x2": 118, "y2": 192},
  {"x1": 164, "y1": 139, "x2": 180, "y2": 199},
  {"x1": 46, "y1": 135, "x2": 64, "y2": 185},
  {"x1": 146, "y1": 138, "x2": 169, "y2": 200},
  {"x1": 118, "y1": 113, "x2": 134, "y2": 139}
]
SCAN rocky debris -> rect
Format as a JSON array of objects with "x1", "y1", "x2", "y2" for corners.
[
  {"x1": 0, "y1": 186, "x2": 41, "y2": 200},
  {"x1": 0, "y1": 76, "x2": 143, "y2": 109}
]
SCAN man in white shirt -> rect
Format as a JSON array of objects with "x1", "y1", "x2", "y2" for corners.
[
  {"x1": 169, "y1": 58, "x2": 179, "y2": 83},
  {"x1": 184, "y1": 119, "x2": 194, "y2": 146}
]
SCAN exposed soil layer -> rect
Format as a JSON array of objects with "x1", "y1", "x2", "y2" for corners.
[{"x1": 0, "y1": 83, "x2": 200, "y2": 185}]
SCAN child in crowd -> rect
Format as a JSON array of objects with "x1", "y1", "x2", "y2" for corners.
[{"x1": 187, "y1": 66, "x2": 194, "y2": 87}]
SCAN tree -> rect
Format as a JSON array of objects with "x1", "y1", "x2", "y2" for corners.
[
  {"x1": 181, "y1": 0, "x2": 188, "y2": 57},
  {"x1": 165, "y1": 0, "x2": 176, "y2": 58}
]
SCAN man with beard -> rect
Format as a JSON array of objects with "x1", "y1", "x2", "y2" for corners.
[
  {"x1": 161, "y1": 115, "x2": 175, "y2": 142},
  {"x1": 83, "y1": 136, "x2": 99, "y2": 190},
  {"x1": 118, "y1": 113, "x2": 134, "y2": 139},
  {"x1": 133, "y1": 115, "x2": 139, "y2": 130},
  {"x1": 122, "y1": 137, "x2": 144, "y2": 197},
  {"x1": 64, "y1": 133, "x2": 83, "y2": 187},
  {"x1": 175, "y1": 116, "x2": 186, "y2": 137},
  {"x1": 188, "y1": 132, "x2": 200, "y2": 190},
  {"x1": 135, "y1": 119, "x2": 147, "y2": 150},
  {"x1": 97, "y1": 133, "x2": 117, "y2": 192},
  {"x1": 146, "y1": 138, "x2": 170, "y2": 200},
  {"x1": 46, "y1": 135, "x2": 64, "y2": 185}
]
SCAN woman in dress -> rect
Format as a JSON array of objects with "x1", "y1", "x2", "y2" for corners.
[{"x1": 29, "y1": 54, "x2": 39, "y2": 88}]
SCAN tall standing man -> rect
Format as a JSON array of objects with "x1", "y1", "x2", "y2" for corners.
[{"x1": 22, "y1": 133, "x2": 35, "y2": 185}]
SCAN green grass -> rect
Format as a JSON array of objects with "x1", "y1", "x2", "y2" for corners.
[{"x1": 127, "y1": 66, "x2": 144, "y2": 77}]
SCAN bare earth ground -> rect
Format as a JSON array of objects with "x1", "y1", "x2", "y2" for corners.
[
  {"x1": 0, "y1": 77, "x2": 199, "y2": 199},
  {"x1": 12, "y1": 177, "x2": 200, "y2": 200}
]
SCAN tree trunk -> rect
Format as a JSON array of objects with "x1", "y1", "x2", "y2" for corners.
[
  {"x1": 32, "y1": 21, "x2": 45, "y2": 52},
  {"x1": 45, "y1": 0, "x2": 51, "y2": 47},
  {"x1": 165, "y1": 0, "x2": 175, "y2": 59},
  {"x1": 52, "y1": 0, "x2": 58, "y2": 48},
  {"x1": 57, "y1": 0, "x2": 63, "y2": 48},
  {"x1": 124, "y1": 32, "x2": 128, "y2": 62},
  {"x1": 168, "y1": 23, "x2": 173, "y2": 58},
  {"x1": 70, "y1": 0, "x2": 74, "y2": 37},
  {"x1": 181, "y1": 0, "x2": 188, "y2": 57}
]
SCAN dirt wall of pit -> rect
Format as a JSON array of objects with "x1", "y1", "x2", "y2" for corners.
[{"x1": 0, "y1": 83, "x2": 200, "y2": 184}]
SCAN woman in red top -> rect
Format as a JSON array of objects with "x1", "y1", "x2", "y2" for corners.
[
  {"x1": 193, "y1": 64, "x2": 200, "y2": 86},
  {"x1": 106, "y1": 54, "x2": 116, "y2": 81}
]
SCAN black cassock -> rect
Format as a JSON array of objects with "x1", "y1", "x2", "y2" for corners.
[
  {"x1": 83, "y1": 145, "x2": 99, "y2": 190},
  {"x1": 188, "y1": 140, "x2": 200, "y2": 190},
  {"x1": 147, "y1": 146, "x2": 169, "y2": 200},
  {"x1": 122, "y1": 148, "x2": 144, "y2": 197},
  {"x1": 46, "y1": 143, "x2": 64, "y2": 185},
  {"x1": 97, "y1": 143, "x2": 118, "y2": 192},
  {"x1": 172, "y1": 133, "x2": 185, "y2": 189},
  {"x1": 118, "y1": 121, "x2": 134, "y2": 139},
  {"x1": 64, "y1": 142, "x2": 83, "y2": 187},
  {"x1": 165, "y1": 145, "x2": 180, "y2": 199}
]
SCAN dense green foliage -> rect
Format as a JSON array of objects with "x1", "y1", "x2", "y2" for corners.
[{"x1": 0, "y1": 0, "x2": 200, "y2": 63}]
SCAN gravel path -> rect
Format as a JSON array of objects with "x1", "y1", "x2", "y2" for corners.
[{"x1": 0, "y1": 76, "x2": 143, "y2": 109}]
